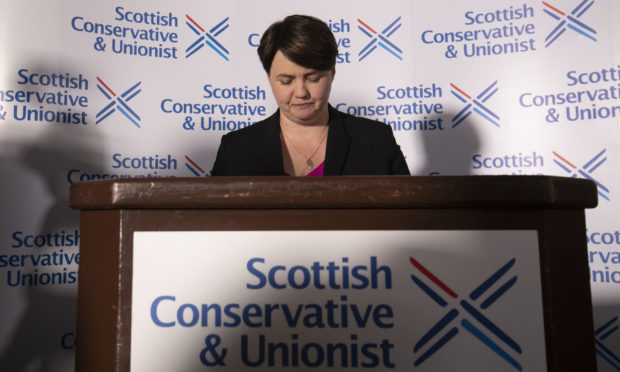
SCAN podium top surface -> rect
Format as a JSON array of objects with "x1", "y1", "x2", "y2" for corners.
[{"x1": 69, "y1": 175, "x2": 597, "y2": 210}]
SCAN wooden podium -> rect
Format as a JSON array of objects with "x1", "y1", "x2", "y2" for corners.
[{"x1": 70, "y1": 176, "x2": 598, "y2": 372}]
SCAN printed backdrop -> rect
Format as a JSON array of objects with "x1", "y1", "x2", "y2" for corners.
[{"x1": 0, "y1": 0, "x2": 619, "y2": 371}]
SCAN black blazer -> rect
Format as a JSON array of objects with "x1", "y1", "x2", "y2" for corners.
[{"x1": 211, "y1": 105, "x2": 410, "y2": 176}]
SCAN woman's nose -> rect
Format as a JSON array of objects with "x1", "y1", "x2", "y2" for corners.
[{"x1": 293, "y1": 80, "x2": 310, "y2": 98}]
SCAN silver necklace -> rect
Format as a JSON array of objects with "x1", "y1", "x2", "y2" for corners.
[{"x1": 282, "y1": 125, "x2": 328, "y2": 170}]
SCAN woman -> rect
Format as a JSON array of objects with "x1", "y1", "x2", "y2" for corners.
[{"x1": 211, "y1": 15, "x2": 410, "y2": 176}]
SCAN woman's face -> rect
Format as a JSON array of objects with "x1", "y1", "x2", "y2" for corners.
[{"x1": 267, "y1": 50, "x2": 335, "y2": 126}]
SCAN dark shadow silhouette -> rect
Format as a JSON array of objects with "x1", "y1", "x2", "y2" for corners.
[
  {"x1": 591, "y1": 302, "x2": 620, "y2": 371},
  {"x1": 0, "y1": 126, "x2": 104, "y2": 372},
  {"x1": 417, "y1": 110, "x2": 481, "y2": 176}
]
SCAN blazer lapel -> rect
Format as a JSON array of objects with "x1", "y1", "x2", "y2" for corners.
[
  {"x1": 323, "y1": 106, "x2": 350, "y2": 175},
  {"x1": 260, "y1": 110, "x2": 286, "y2": 175}
]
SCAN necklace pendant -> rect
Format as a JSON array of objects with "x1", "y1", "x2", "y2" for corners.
[{"x1": 306, "y1": 159, "x2": 313, "y2": 170}]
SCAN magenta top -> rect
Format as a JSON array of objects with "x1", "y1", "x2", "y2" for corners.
[{"x1": 285, "y1": 161, "x2": 325, "y2": 177}]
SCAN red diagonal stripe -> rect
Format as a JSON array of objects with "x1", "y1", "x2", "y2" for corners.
[
  {"x1": 410, "y1": 257, "x2": 458, "y2": 299},
  {"x1": 186, "y1": 14, "x2": 205, "y2": 33},
  {"x1": 357, "y1": 19, "x2": 377, "y2": 34},
  {"x1": 552, "y1": 151, "x2": 577, "y2": 169},
  {"x1": 542, "y1": 1, "x2": 565, "y2": 16},
  {"x1": 185, "y1": 155, "x2": 205, "y2": 174},
  {"x1": 97, "y1": 77, "x2": 116, "y2": 97},
  {"x1": 450, "y1": 83, "x2": 471, "y2": 100}
]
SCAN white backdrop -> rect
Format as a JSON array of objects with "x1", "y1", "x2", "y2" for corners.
[{"x1": 0, "y1": 0, "x2": 619, "y2": 371}]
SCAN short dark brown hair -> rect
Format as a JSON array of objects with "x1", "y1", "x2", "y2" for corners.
[{"x1": 257, "y1": 15, "x2": 338, "y2": 74}]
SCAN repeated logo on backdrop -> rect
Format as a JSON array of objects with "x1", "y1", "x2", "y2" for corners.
[
  {"x1": 552, "y1": 149, "x2": 610, "y2": 201},
  {"x1": 542, "y1": 0, "x2": 597, "y2": 47},
  {"x1": 420, "y1": 3, "x2": 537, "y2": 60},
  {"x1": 184, "y1": 155, "x2": 211, "y2": 176},
  {"x1": 1, "y1": 230, "x2": 80, "y2": 288},
  {"x1": 185, "y1": 15, "x2": 231, "y2": 60},
  {"x1": 419, "y1": 1, "x2": 600, "y2": 59},
  {"x1": 357, "y1": 17, "x2": 403, "y2": 61},
  {"x1": 95, "y1": 77, "x2": 142, "y2": 128},
  {"x1": 594, "y1": 316, "x2": 620, "y2": 371},
  {"x1": 450, "y1": 81, "x2": 500, "y2": 128},
  {"x1": 65, "y1": 152, "x2": 213, "y2": 184},
  {"x1": 0, "y1": 69, "x2": 89, "y2": 125},
  {"x1": 160, "y1": 83, "x2": 268, "y2": 133},
  {"x1": 519, "y1": 65, "x2": 620, "y2": 124},
  {"x1": 71, "y1": 6, "x2": 180, "y2": 59}
]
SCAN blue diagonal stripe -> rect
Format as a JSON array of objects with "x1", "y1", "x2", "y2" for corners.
[
  {"x1": 452, "y1": 110, "x2": 472, "y2": 128},
  {"x1": 481, "y1": 277, "x2": 517, "y2": 310},
  {"x1": 567, "y1": 15, "x2": 597, "y2": 34},
  {"x1": 358, "y1": 25, "x2": 374, "y2": 38},
  {"x1": 205, "y1": 40, "x2": 229, "y2": 61},
  {"x1": 117, "y1": 98, "x2": 140, "y2": 121},
  {"x1": 453, "y1": 103, "x2": 472, "y2": 122},
  {"x1": 206, "y1": 32, "x2": 229, "y2": 54},
  {"x1": 96, "y1": 101, "x2": 116, "y2": 118},
  {"x1": 414, "y1": 327, "x2": 459, "y2": 367},
  {"x1": 596, "y1": 349, "x2": 620, "y2": 371},
  {"x1": 359, "y1": 38, "x2": 378, "y2": 57},
  {"x1": 121, "y1": 81, "x2": 141, "y2": 99},
  {"x1": 125, "y1": 89, "x2": 141, "y2": 102},
  {"x1": 359, "y1": 45, "x2": 377, "y2": 61},
  {"x1": 576, "y1": 0, "x2": 594, "y2": 18},
  {"x1": 95, "y1": 107, "x2": 115, "y2": 124},
  {"x1": 461, "y1": 300, "x2": 522, "y2": 354},
  {"x1": 553, "y1": 159, "x2": 573, "y2": 174},
  {"x1": 595, "y1": 339, "x2": 620, "y2": 368},
  {"x1": 186, "y1": 43, "x2": 205, "y2": 58},
  {"x1": 186, "y1": 36, "x2": 205, "y2": 53},
  {"x1": 378, "y1": 34, "x2": 402, "y2": 54},
  {"x1": 378, "y1": 42, "x2": 403, "y2": 60},
  {"x1": 385, "y1": 23, "x2": 401, "y2": 38},
  {"x1": 461, "y1": 319, "x2": 523, "y2": 371},
  {"x1": 572, "y1": 0, "x2": 590, "y2": 15},
  {"x1": 596, "y1": 317, "x2": 618, "y2": 335},
  {"x1": 186, "y1": 21, "x2": 201, "y2": 36},
  {"x1": 480, "y1": 88, "x2": 499, "y2": 103},
  {"x1": 451, "y1": 90, "x2": 468, "y2": 103},
  {"x1": 546, "y1": 20, "x2": 566, "y2": 42},
  {"x1": 414, "y1": 309, "x2": 459, "y2": 352},
  {"x1": 185, "y1": 163, "x2": 201, "y2": 177},
  {"x1": 452, "y1": 111, "x2": 472, "y2": 128},
  {"x1": 116, "y1": 104, "x2": 141, "y2": 128},
  {"x1": 213, "y1": 24, "x2": 229, "y2": 37},
  {"x1": 210, "y1": 17, "x2": 229, "y2": 34},
  {"x1": 477, "y1": 81, "x2": 498, "y2": 101},
  {"x1": 470, "y1": 258, "x2": 515, "y2": 301},
  {"x1": 587, "y1": 157, "x2": 607, "y2": 173},
  {"x1": 382, "y1": 17, "x2": 401, "y2": 35},
  {"x1": 473, "y1": 99, "x2": 500, "y2": 121},
  {"x1": 546, "y1": 27, "x2": 567, "y2": 47},
  {"x1": 578, "y1": 170, "x2": 609, "y2": 193},
  {"x1": 567, "y1": 22, "x2": 597, "y2": 41},
  {"x1": 473, "y1": 107, "x2": 500, "y2": 127},
  {"x1": 97, "y1": 85, "x2": 112, "y2": 100},
  {"x1": 583, "y1": 149, "x2": 606, "y2": 170},
  {"x1": 411, "y1": 275, "x2": 448, "y2": 307},
  {"x1": 600, "y1": 326, "x2": 619, "y2": 341},
  {"x1": 598, "y1": 191, "x2": 610, "y2": 201},
  {"x1": 543, "y1": 8, "x2": 561, "y2": 20}
]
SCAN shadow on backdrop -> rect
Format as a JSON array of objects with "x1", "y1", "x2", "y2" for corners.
[
  {"x1": 591, "y1": 302, "x2": 620, "y2": 371},
  {"x1": 416, "y1": 111, "x2": 481, "y2": 176},
  {"x1": 0, "y1": 126, "x2": 104, "y2": 372}
]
